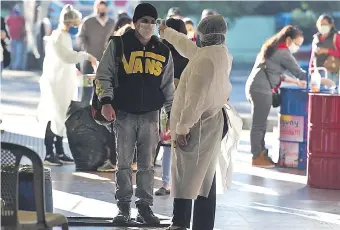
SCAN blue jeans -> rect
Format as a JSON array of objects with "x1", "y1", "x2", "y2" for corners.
[
  {"x1": 162, "y1": 146, "x2": 171, "y2": 186},
  {"x1": 10, "y1": 39, "x2": 27, "y2": 70},
  {"x1": 115, "y1": 110, "x2": 159, "y2": 206}
]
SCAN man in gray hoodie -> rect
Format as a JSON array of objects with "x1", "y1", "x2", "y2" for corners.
[{"x1": 95, "y1": 3, "x2": 174, "y2": 225}]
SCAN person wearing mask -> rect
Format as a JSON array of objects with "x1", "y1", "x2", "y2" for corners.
[
  {"x1": 310, "y1": 14, "x2": 340, "y2": 85},
  {"x1": 159, "y1": 14, "x2": 232, "y2": 230},
  {"x1": 95, "y1": 3, "x2": 174, "y2": 224},
  {"x1": 155, "y1": 18, "x2": 189, "y2": 196},
  {"x1": 78, "y1": 0, "x2": 115, "y2": 103},
  {"x1": 167, "y1": 7, "x2": 182, "y2": 19},
  {"x1": 246, "y1": 25, "x2": 307, "y2": 168},
  {"x1": 183, "y1": 18, "x2": 197, "y2": 42},
  {"x1": 37, "y1": 4, "x2": 98, "y2": 166},
  {"x1": 97, "y1": 15, "x2": 137, "y2": 172},
  {"x1": 6, "y1": 5, "x2": 27, "y2": 71}
]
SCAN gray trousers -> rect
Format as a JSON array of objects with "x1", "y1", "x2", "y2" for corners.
[
  {"x1": 115, "y1": 110, "x2": 159, "y2": 206},
  {"x1": 249, "y1": 90, "x2": 272, "y2": 158}
]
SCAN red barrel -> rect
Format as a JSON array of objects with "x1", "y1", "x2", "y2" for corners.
[{"x1": 308, "y1": 93, "x2": 340, "y2": 190}]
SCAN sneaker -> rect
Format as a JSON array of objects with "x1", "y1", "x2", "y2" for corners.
[
  {"x1": 131, "y1": 162, "x2": 137, "y2": 172},
  {"x1": 155, "y1": 187, "x2": 170, "y2": 196},
  {"x1": 97, "y1": 160, "x2": 117, "y2": 172},
  {"x1": 136, "y1": 203, "x2": 160, "y2": 224},
  {"x1": 44, "y1": 154, "x2": 63, "y2": 166},
  {"x1": 252, "y1": 151, "x2": 275, "y2": 168},
  {"x1": 112, "y1": 203, "x2": 131, "y2": 224},
  {"x1": 57, "y1": 154, "x2": 74, "y2": 165}
]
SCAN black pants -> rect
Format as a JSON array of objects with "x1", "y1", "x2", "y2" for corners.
[
  {"x1": 44, "y1": 121, "x2": 64, "y2": 156},
  {"x1": 172, "y1": 174, "x2": 216, "y2": 230}
]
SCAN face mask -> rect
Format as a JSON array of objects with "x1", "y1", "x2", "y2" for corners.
[
  {"x1": 68, "y1": 26, "x2": 79, "y2": 35},
  {"x1": 13, "y1": 9, "x2": 20, "y2": 15},
  {"x1": 288, "y1": 43, "x2": 300, "y2": 54},
  {"x1": 98, "y1": 12, "x2": 106, "y2": 18},
  {"x1": 138, "y1": 23, "x2": 156, "y2": 39},
  {"x1": 318, "y1": 25, "x2": 331, "y2": 35}
]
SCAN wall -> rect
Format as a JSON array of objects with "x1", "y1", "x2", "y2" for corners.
[{"x1": 227, "y1": 16, "x2": 275, "y2": 65}]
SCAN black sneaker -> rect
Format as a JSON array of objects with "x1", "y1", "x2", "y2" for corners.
[
  {"x1": 44, "y1": 154, "x2": 63, "y2": 166},
  {"x1": 136, "y1": 203, "x2": 160, "y2": 224},
  {"x1": 112, "y1": 203, "x2": 131, "y2": 224},
  {"x1": 57, "y1": 154, "x2": 74, "y2": 165},
  {"x1": 155, "y1": 187, "x2": 170, "y2": 196}
]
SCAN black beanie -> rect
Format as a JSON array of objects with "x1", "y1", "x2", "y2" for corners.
[{"x1": 133, "y1": 3, "x2": 158, "y2": 23}]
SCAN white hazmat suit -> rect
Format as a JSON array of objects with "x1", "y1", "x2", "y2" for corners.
[
  {"x1": 37, "y1": 6, "x2": 89, "y2": 137},
  {"x1": 161, "y1": 15, "x2": 238, "y2": 199}
]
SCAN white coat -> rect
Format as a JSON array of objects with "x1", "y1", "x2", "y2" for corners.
[
  {"x1": 37, "y1": 29, "x2": 89, "y2": 136},
  {"x1": 161, "y1": 28, "x2": 236, "y2": 199}
]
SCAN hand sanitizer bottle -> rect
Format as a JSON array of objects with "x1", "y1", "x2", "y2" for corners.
[{"x1": 310, "y1": 70, "x2": 321, "y2": 92}]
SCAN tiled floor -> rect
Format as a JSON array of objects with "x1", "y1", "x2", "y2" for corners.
[{"x1": 2, "y1": 116, "x2": 340, "y2": 230}]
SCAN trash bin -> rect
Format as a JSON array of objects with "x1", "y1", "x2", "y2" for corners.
[
  {"x1": 307, "y1": 93, "x2": 340, "y2": 190},
  {"x1": 78, "y1": 74, "x2": 96, "y2": 105},
  {"x1": 278, "y1": 85, "x2": 331, "y2": 170},
  {"x1": 278, "y1": 85, "x2": 309, "y2": 169},
  {"x1": 18, "y1": 166, "x2": 53, "y2": 212}
]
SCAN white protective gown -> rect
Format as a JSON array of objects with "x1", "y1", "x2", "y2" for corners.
[
  {"x1": 161, "y1": 28, "x2": 236, "y2": 199},
  {"x1": 37, "y1": 29, "x2": 89, "y2": 136}
]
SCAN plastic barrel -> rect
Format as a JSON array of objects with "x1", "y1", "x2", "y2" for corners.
[
  {"x1": 279, "y1": 85, "x2": 309, "y2": 169},
  {"x1": 18, "y1": 167, "x2": 53, "y2": 212},
  {"x1": 307, "y1": 93, "x2": 340, "y2": 190}
]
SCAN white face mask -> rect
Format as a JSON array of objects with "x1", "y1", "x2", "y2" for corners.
[
  {"x1": 288, "y1": 43, "x2": 300, "y2": 54},
  {"x1": 318, "y1": 25, "x2": 331, "y2": 35},
  {"x1": 138, "y1": 23, "x2": 156, "y2": 39}
]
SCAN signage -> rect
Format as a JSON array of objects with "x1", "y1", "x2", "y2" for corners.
[
  {"x1": 279, "y1": 142, "x2": 299, "y2": 168},
  {"x1": 279, "y1": 115, "x2": 304, "y2": 142}
]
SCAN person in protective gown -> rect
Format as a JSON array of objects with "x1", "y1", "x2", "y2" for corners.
[
  {"x1": 159, "y1": 15, "x2": 233, "y2": 230},
  {"x1": 37, "y1": 4, "x2": 97, "y2": 166}
]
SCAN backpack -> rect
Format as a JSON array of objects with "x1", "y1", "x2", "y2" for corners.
[{"x1": 91, "y1": 36, "x2": 123, "y2": 125}]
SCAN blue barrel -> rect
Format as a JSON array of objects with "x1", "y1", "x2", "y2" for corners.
[
  {"x1": 18, "y1": 167, "x2": 53, "y2": 212},
  {"x1": 279, "y1": 85, "x2": 331, "y2": 169}
]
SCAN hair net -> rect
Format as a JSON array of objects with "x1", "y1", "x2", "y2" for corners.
[
  {"x1": 197, "y1": 15, "x2": 227, "y2": 46},
  {"x1": 59, "y1": 4, "x2": 82, "y2": 24}
]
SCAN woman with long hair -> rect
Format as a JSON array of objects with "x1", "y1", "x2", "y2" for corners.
[
  {"x1": 246, "y1": 25, "x2": 307, "y2": 168},
  {"x1": 310, "y1": 14, "x2": 340, "y2": 85}
]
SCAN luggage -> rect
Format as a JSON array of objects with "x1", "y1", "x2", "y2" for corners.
[{"x1": 65, "y1": 101, "x2": 114, "y2": 171}]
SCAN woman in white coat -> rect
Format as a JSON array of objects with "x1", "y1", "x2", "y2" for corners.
[
  {"x1": 159, "y1": 15, "x2": 232, "y2": 230},
  {"x1": 37, "y1": 4, "x2": 97, "y2": 166}
]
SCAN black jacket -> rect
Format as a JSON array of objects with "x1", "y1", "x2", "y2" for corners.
[
  {"x1": 95, "y1": 29, "x2": 175, "y2": 114},
  {"x1": 163, "y1": 40, "x2": 188, "y2": 79}
]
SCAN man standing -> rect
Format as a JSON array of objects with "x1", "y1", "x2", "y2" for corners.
[
  {"x1": 95, "y1": 3, "x2": 174, "y2": 224},
  {"x1": 6, "y1": 5, "x2": 26, "y2": 70},
  {"x1": 78, "y1": 0, "x2": 114, "y2": 103}
]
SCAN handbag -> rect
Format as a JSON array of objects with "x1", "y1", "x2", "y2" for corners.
[
  {"x1": 324, "y1": 33, "x2": 340, "y2": 73},
  {"x1": 91, "y1": 36, "x2": 123, "y2": 125},
  {"x1": 260, "y1": 63, "x2": 281, "y2": 108}
]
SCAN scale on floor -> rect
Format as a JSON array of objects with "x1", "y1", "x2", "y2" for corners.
[{"x1": 67, "y1": 216, "x2": 171, "y2": 227}]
